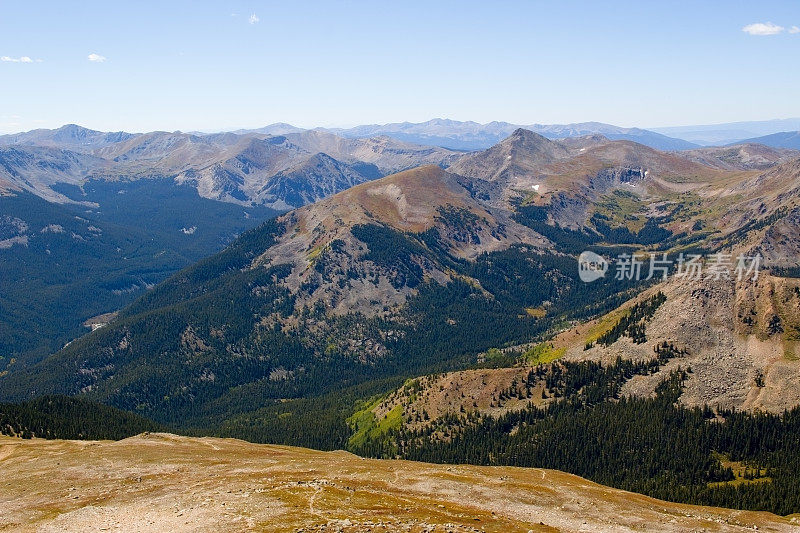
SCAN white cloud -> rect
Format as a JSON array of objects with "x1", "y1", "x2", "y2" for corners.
[
  {"x1": 1, "y1": 55, "x2": 40, "y2": 63},
  {"x1": 790, "y1": 26, "x2": 800, "y2": 34},
  {"x1": 88, "y1": 53, "x2": 107, "y2": 62},
  {"x1": 742, "y1": 22, "x2": 785, "y2": 36},
  {"x1": 248, "y1": 13, "x2": 259, "y2": 24}
]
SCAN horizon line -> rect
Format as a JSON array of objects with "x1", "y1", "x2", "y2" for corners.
[{"x1": 3, "y1": 116, "x2": 800, "y2": 137}]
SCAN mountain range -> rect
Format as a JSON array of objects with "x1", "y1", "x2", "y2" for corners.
[
  {"x1": 239, "y1": 117, "x2": 800, "y2": 150},
  {"x1": 319, "y1": 118, "x2": 700, "y2": 151},
  {"x1": 737, "y1": 130, "x2": 800, "y2": 150},
  {"x1": 0, "y1": 125, "x2": 460, "y2": 209},
  {"x1": 3, "y1": 121, "x2": 800, "y2": 517},
  {"x1": 4, "y1": 127, "x2": 799, "y2": 415}
]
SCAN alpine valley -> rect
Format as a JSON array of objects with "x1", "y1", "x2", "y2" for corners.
[
  {"x1": 3, "y1": 122, "x2": 800, "y2": 524},
  {"x1": 0, "y1": 125, "x2": 459, "y2": 368}
]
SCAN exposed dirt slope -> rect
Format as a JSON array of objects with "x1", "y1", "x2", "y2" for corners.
[
  {"x1": 0, "y1": 433, "x2": 796, "y2": 532},
  {"x1": 555, "y1": 275, "x2": 800, "y2": 412}
]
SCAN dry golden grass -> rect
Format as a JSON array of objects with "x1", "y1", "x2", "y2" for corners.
[{"x1": 1, "y1": 434, "x2": 796, "y2": 532}]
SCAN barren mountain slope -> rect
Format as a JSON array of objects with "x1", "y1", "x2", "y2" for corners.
[
  {"x1": 0, "y1": 433, "x2": 795, "y2": 533},
  {"x1": 0, "y1": 176, "x2": 18, "y2": 195},
  {"x1": 256, "y1": 152, "x2": 379, "y2": 210},
  {"x1": 550, "y1": 274, "x2": 800, "y2": 412},
  {"x1": 284, "y1": 130, "x2": 462, "y2": 174},
  {"x1": 0, "y1": 147, "x2": 109, "y2": 202},
  {"x1": 449, "y1": 129, "x2": 571, "y2": 181},
  {"x1": 679, "y1": 144, "x2": 799, "y2": 171}
]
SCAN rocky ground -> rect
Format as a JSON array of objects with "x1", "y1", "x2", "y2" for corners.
[
  {"x1": 1, "y1": 433, "x2": 797, "y2": 532},
  {"x1": 559, "y1": 275, "x2": 800, "y2": 412}
]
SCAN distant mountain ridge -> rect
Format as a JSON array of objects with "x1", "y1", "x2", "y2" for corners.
[
  {"x1": 322, "y1": 118, "x2": 698, "y2": 151},
  {"x1": 233, "y1": 117, "x2": 800, "y2": 150},
  {"x1": 677, "y1": 143, "x2": 799, "y2": 171},
  {"x1": 735, "y1": 131, "x2": 800, "y2": 150},
  {"x1": 0, "y1": 125, "x2": 460, "y2": 209},
  {"x1": 0, "y1": 124, "x2": 137, "y2": 151},
  {"x1": 8, "y1": 118, "x2": 800, "y2": 160}
]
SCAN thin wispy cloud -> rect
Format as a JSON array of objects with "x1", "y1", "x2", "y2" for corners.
[
  {"x1": 249, "y1": 13, "x2": 260, "y2": 24},
  {"x1": 1, "y1": 56, "x2": 42, "y2": 63},
  {"x1": 742, "y1": 22, "x2": 785, "y2": 36},
  {"x1": 790, "y1": 26, "x2": 800, "y2": 34},
  {"x1": 0, "y1": 114, "x2": 23, "y2": 131},
  {"x1": 88, "y1": 53, "x2": 107, "y2": 62}
]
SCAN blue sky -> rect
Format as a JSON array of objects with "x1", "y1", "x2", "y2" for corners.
[{"x1": 1, "y1": 0, "x2": 799, "y2": 134}]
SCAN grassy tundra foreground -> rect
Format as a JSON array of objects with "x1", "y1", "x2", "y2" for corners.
[{"x1": 0, "y1": 433, "x2": 797, "y2": 532}]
